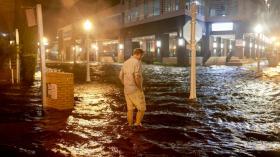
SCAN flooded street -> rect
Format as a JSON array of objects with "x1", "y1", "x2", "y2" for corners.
[{"x1": 0, "y1": 64, "x2": 279, "y2": 157}]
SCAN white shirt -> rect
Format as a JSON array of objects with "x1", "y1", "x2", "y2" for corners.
[{"x1": 119, "y1": 57, "x2": 143, "y2": 95}]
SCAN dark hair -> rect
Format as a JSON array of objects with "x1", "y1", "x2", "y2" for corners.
[{"x1": 133, "y1": 48, "x2": 144, "y2": 55}]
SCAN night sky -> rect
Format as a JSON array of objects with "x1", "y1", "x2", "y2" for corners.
[
  {"x1": 0, "y1": 0, "x2": 279, "y2": 38},
  {"x1": 43, "y1": 0, "x2": 120, "y2": 39},
  {"x1": 0, "y1": 0, "x2": 120, "y2": 38}
]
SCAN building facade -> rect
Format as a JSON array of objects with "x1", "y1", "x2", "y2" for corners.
[{"x1": 55, "y1": 0, "x2": 268, "y2": 65}]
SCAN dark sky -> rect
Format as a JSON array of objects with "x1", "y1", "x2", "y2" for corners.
[
  {"x1": 0, "y1": 0, "x2": 279, "y2": 38},
  {"x1": 267, "y1": 0, "x2": 280, "y2": 35},
  {"x1": 43, "y1": 0, "x2": 120, "y2": 39},
  {"x1": 0, "y1": 0, "x2": 120, "y2": 38}
]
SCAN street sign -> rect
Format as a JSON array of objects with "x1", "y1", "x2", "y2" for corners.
[
  {"x1": 183, "y1": 21, "x2": 203, "y2": 43},
  {"x1": 25, "y1": 8, "x2": 36, "y2": 27}
]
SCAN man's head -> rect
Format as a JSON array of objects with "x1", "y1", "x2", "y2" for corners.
[{"x1": 133, "y1": 48, "x2": 145, "y2": 60}]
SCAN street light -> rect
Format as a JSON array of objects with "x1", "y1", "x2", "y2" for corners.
[
  {"x1": 91, "y1": 43, "x2": 98, "y2": 50},
  {"x1": 43, "y1": 37, "x2": 48, "y2": 46},
  {"x1": 83, "y1": 19, "x2": 92, "y2": 31},
  {"x1": 254, "y1": 24, "x2": 263, "y2": 73},
  {"x1": 83, "y1": 19, "x2": 92, "y2": 82},
  {"x1": 156, "y1": 40, "x2": 161, "y2": 48},
  {"x1": 178, "y1": 38, "x2": 185, "y2": 46},
  {"x1": 156, "y1": 40, "x2": 161, "y2": 61},
  {"x1": 254, "y1": 24, "x2": 263, "y2": 34},
  {"x1": 118, "y1": 43, "x2": 124, "y2": 50}
]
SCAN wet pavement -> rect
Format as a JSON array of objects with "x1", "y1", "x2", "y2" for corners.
[{"x1": 0, "y1": 63, "x2": 279, "y2": 157}]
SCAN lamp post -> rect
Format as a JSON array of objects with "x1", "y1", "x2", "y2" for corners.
[
  {"x1": 189, "y1": 2, "x2": 197, "y2": 100},
  {"x1": 36, "y1": 4, "x2": 47, "y2": 107},
  {"x1": 254, "y1": 24, "x2": 263, "y2": 73},
  {"x1": 83, "y1": 19, "x2": 92, "y2": 82}
]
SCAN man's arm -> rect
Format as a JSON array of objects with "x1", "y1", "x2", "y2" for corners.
[
  {"x1": 119, "y1": 67, "x2": 124, "y2": 85},
  {"x1": 134, "y1": 62, "x2": 142, "y2": 90},
  {"x1": 134, "y1": 74, "x2": 142, "y2": 90}
]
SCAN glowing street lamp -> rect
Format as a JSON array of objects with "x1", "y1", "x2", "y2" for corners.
[
  {"x1": 91, "y1": 43, "x2": 98, "y2": 50},
  {"x1": 42, "y1": 37, "x2": 48, "y2": 46},
  {"x1": 156, "y1": 40, "x2": 161, "y2": 48},
  {"x1": 118, "y1": 43, "x2": 124, "y2": 50},
  {"x1": 83, "y1": 19, "x2": 93, "y2": 82},
  {"x1": 37, "y1": 37, "x2": 48, "y2": 46},
  {"x1": 83, "y1": 19, "x2": 92, "y2": 32},
  {"x1": 178, "y1": 38, "x2": 185, "y2": 46},
  {"x1": 254, "y1": 24, "x2": 263, "y2": 34}
]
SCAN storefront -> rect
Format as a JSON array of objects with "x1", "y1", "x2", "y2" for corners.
[{"x1": 208, "y1": 22, "x2": 236, "y2": 57}]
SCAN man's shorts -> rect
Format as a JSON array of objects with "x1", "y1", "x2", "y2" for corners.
[{"x1": 125, "y1": 90, "x2": 146, "y2": 111}]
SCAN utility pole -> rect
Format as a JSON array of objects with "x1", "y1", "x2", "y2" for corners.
[
  {"x1": 83, "y1": 19, "x2": 92, "y2": 82},
  {"x1": 36, "y1": 4, "x2": 47, "y2": 106},
  {"x1": 86, "y1": 33, "x2": 91, "y2": 82},
  {"x1": 189, "y1": 2, "x2": 197, "y2": 100},
  {"x1": 15, "y1": 29, "x2": 20, "y2": 84}
]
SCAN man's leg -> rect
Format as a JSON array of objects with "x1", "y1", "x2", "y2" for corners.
[
  {"x1": 134, "y1": 90, "x2": 146, "y2": 126},
  {"x1": 127, "y1": 110, "x2": 133, "y2": 126},
  {"x1": 135, "y1": 110, "x2": 145, "y2": 126},
  {"x1": 125, "y1": 94, "x2": 134, "y2": 126}
]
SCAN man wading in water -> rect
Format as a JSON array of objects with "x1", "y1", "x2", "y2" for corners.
[{"x1": 119, "y1": 48, "x2": 146, "y2": 128}]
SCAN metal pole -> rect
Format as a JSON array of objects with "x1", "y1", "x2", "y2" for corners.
[
  {"x1": 249, "y1": 37, "x2": 252, "y2": 58},
  {"x1": 242, "y1": 34, "x2": 245, "y2": 59},
  {"x1": 15, "y1": 29, "x2": 20, "y2": 84},
  {"x1": 86, "y1": 34, "x2": 91, "y2": 82},
  {"x1": 74, "y1": 45, "x2": 76, "y2": 64},
  {"x1": 257, "y1": 33, "x2": 260, "y2": 73},
  {"x1": 36, "y1": 4, "x2": 47, "y2": 106},
  {"x1": 9, "y1": 59, "x2": 14, "y2": 84},
  {"x1": 95, "y1": 40, "x2": 98, "y2": 62},
  {"x1": 189, "y1": 3, "x2": 197, "y2": 100}
]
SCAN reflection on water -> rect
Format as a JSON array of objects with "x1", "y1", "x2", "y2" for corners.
[{"x1": 0, "y1": 64, "x2": 279, "y2": 157}]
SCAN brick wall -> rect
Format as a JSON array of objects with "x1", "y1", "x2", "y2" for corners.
[{"x1": 46, "y1": 72, "x2": 74, "y2": 110}]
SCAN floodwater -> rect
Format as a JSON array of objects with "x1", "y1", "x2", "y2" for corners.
[{"x1": 0, "y1": 63, "x2": 279, "y2": 157}]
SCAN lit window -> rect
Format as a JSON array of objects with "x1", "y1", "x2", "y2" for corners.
[
  {"x1": 213, "y1": 42, "x2": 217, "y2": 48},
  {"x1": 212, "y1": 22, "x2": 234, "y2": 31}
]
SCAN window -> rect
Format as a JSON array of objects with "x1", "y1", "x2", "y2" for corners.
[
  {"x1": 212, "y1": 22, "x2": 234, "y2": 31},
  {"x1": 124, "y1": 0, "x2": 163, "y2": 23},
  {"x1": 138, "y1": 3, "x2": 144, "y2": 20},
  {"x1": 153, "y1": 0, "x2": 160, "y2": 16},
  {"x1": 209, "y1": 0, "x2": 237, "y2": 17},
  {"x1": 163, "y1": 0, "x2": 181, "y2": 14},
  {"x1": 163, "y1": 0, "x2": 171, "y2": 13},
  {"x1": 169, "y1": 32, "x2": 178, "y2": 57},
  {"x1": 197, "y1": 0, "x2": 205, "y2": 16},
  {"x1": 171, "y1": 0, "x2": 180, "y2": 11},
  {"x1": 144, "y1": 0, "x2": 149, "y2": 17},
  {"x1": 148, "y1": 0, "x2": 154, "y2": 17},
  {"x1": 175, "y1": 0, "x2": 180, "y2": 10}
]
